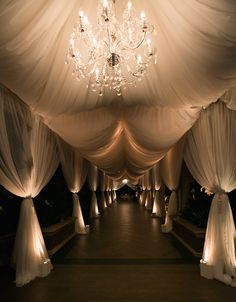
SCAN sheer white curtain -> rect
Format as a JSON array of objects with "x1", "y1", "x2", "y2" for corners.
[
  {"x1": 58, "y1": 138, "x2": 88, "y2": 234},
  {"x1": 139, "y1": 172, "x2": 149, "y2": 206},
  {"x1": 185, "y1": 101, "x2": 236, "y2": 286},
  {"x1": 98, "y1": 170, "x2": 107, "y2": 211},
  {"x1": 0, "y1": 86, "x2": 59, "y2": 286},
  {"x1": 150, "y1": 164, "x2": 163, "y2": 218},
  {"x1": 105, "y1": 174, "x2": 113, "y2": 206},
  {"x1": 160, "y1": 138, "x2": 185, "y2": 232},
  {"x1": 88, "y1": 163, "x2": 100, "y2": 218},
  {"x1": 143, "y1": 170, "x2": 153, "y2": 210}
]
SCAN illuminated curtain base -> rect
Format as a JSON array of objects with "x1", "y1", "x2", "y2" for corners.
[
  {"x1": 72, "y1": 193, "x2": 89, "y2": 234},
  {"x1": 90, "y1": 191, "x2": 100, "y2": 218},
  {"x1": 151, "y1": 190, "x2": 162, "y2": 218},
  {"x1": 12, "y1": 198, "x2": 52, "y2": 287},
  {"x1": 161, "y1": 191, "x2": 177, "y2": 233},
  {"x1": 200, "y1": 193, "x2": 236, "y2": 287}
]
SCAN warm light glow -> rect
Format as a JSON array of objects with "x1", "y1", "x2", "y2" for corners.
[
  {"x1": 66, "y1": 0, "x2": 156, "y2": 96},
  {"x1": 122, "y1": 178, "x2": 128, "y2": 184},
  {"x1": 141, "y1": 12, "x2": 146, "y2": 20}
]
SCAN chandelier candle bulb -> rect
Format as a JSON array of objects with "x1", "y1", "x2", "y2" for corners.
[
  {"x1": 147, "y1": 38, "x2": 152, "y2": 54},
  {"x1": 103, "y1": 0, "x2": 109, "y2": 20},
  {"x1": 141, "y1": 12, "x2": 146, "y2": 20},
  {"x1": 66, "y1": 0, "x2": 156, "y2": 96}
]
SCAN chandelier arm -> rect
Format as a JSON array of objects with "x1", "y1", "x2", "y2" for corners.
[
  {"x1": 67, "y1": 1, "x2": 156, "y2": 96},
  {"x1": 106, "y1": 23, "x2": 112, "y2": 54},
  {"x1": 122, "y1": 33, "x2": 146, "y2": 51}
]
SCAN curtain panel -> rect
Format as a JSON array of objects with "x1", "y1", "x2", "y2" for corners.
[
  {"x1": 184, "y1": 101, "x2": 236, "y2": 286},
  {"x1": 0, "y1": 86, "x2": 59, "y2": 286}
]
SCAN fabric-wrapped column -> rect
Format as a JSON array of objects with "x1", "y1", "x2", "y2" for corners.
[
  {"x1": 72, "y1": 193, "x2": 88, "y2": 234},
  {"x1": 151, "y1": 190, "x2": 162, "y2": 218},
  {"x1": 98, "y1": 170, "x2": 107, "y2": 212},
  {"x1": 161, "y1": 138, "x2": 185, "y2": 232},
  {"x1": 150, "y1": 163, "x2": 162, "y2": 217},
  {"x1": 0, "y1": 89, "x2": 59, "y2": 286},
  {"x1": 200, "y1": 193, "x2": 236, "y2": 285},
  {"x1": 57, "y1": 139, "x2": 88, "y2": 234},
  {"x1": 88, "y1": 164, "x2": 100, "y2": 218},
  {"x1": 145, "y1": 189, "x2": 153, "y2": 210},
  {"x1": 185, "y1": 100, "x2": 236, "y2": 286},
  {"x1": 12, "y1": 198, "x2": 52, "y2": 286}
]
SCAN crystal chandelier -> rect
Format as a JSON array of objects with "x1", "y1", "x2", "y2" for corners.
[{"x1": 66, "y1": 0, "x2": 156, "y2": 96}]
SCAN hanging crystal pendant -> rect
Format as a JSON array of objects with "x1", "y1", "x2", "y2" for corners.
[{"x1": 66, "y1": 0, "x2": 157, "y2": 97}]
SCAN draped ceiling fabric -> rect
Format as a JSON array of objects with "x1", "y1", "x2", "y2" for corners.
[
  {"x1": 0, "y1": 0, "x2": 236, "y2": 181},
  {"x1": 1, "y1": 0, "x2": 236, "y2": 287}
]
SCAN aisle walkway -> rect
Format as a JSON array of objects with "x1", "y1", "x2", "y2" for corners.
[
  {"x1": 54, "y1": 200, "x2": 186, "y2": 263},
  {"x1": 1, "y1": 200, "x2": 235, "y2": 302}
]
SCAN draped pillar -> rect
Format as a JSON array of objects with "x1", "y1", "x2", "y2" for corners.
[
  {"x1": 144, "y1": 170, "x2": 153, "y2": 210},
  {"x1": 72, "y1": 193, "x2": 88, "y2": 233},
  {"x1": 112, "y1": 189, "x2": 117, "y2": 202},
  {"x1": 111, "y1": 180, "x2": 117, "y2": 202},
  {"x1": 150, "y1": 164, "x2": 162, "y2": 217},
  {"x1": 145, "y1": 189, "x2": 153, "y2": 210},
  {"x1": 161, "y1": 138, "x2": 185, "y2": 232},
  {"x1": 12, "y1": 198, "x2": 52, "y2": 286},
  {"x1": 142, "y1": 171, "x2": 150, "y2": 208},
  {"x1": 88, "y1": 164, "x2": 100, "y2": 218},
  {"x1": 58, "y1": 139, "x2": 88, "y2": 234},
  {"x1": 0, "y1": 87, "x2": 59, "y2": 286},
  {"x1": 98, "y1": 170, "x2": 107, "y2": 212},
  {"x1": 105, "y1": 175, "x2": 113, "y2": 206},
  {"x1": 139, "y1": 176, "x2": 146, "y2": 206},
  {"x1": 185, "y1": 101, "x2": 236, "y2": 286}
]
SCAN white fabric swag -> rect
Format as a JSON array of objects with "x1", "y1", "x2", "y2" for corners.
[
  {"x1": 98, "y1": 170, "x2": 108, "y2": 211},
  {"x1": 150, "y1": 164, "x2": 163, "y2": 218},
  {"x1": 1, "y1": 0, "x2": 236, "y2": 288},
  {"x1": 161, "y1": 138, "x2": 185, "y2": 232},
  {"x1": 58, "y1": 138, "x2": 88, "y2": 234},
  {"x1": 88, "y1": 164, "x2": 100, "y2": 218},
  {"x1": 184, "y1": 101, "x2": 236, "y2": 286},
  {"x1": 0, "y1": 87, "x2": 59, "y2": 286},
  {"x1": 0, "y1": 1, "x2": 236, "y2": 115}
]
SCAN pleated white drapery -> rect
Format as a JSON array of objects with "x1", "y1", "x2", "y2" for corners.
[
  {"x1": 0, "y1": 87, "x2": 59, "y2": 286},
  {"x1": 150, "y1": 164, "x2": 163, "y2": 218},
  {"x1": 88, "y1": 164, "x2": 100, "y2": 218},
  {"x1": 1, "y1": 0, "x2": 236, "y2": 288},
  {"x1": 161, "y1": 138, "x2": 185, "y2": 232},
  {"x1": 185, "y1": 101, "x2": 236, "y2": 286},
  {"x1": 1, "y1": 1, "x2": 236, "y2": 114},
  {"x1": 98, "y1": 170, "x2": 108, "y2": 211},
  {"x1": 105, "y1": 175, "x2": 113, "y2": 206},
  {"x1": 58, "y1": 138, "x2": 88, "y2": 234}
]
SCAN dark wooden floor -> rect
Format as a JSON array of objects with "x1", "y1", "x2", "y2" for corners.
[{"x1": 0, "y1": 200, "x2": 235, "y2": 301}]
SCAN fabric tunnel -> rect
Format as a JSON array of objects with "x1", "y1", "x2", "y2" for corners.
[{"x1": 0, "y1": 0, "x2": 236, "y2": 290}]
